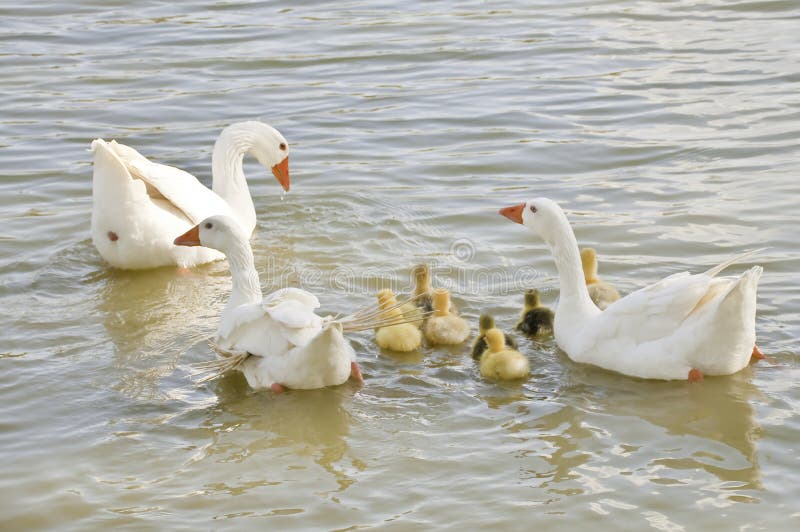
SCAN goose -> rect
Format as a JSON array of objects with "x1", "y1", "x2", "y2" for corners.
[
  {"x1": 174, "y1": 215, "x2": 410, "y2": 392},
  {"x1": 500, "y1": 198, "x2": 763, "y2": 381},
  {"x1": 92, "y1": 121, "x2": 290, "y2": 270},
  {"x1": 581, "y1": 247, "x2": 621, "y2": 309}
]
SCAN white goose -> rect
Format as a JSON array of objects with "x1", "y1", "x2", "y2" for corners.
[
  {"x1": 500, "y1": 198, "x2": 763, "y2": 381},
  {"x1": 174, "y1": 215, "x2": 416, "y2": 392},
  {"x1": 91, "y1": 121, "x2": 290, "y2": 270}
]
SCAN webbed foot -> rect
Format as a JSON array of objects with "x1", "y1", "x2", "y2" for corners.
[
  {"x1": 750, "y1": 344, "x2": 765, "y2": 364},
  {"x1": 350, "y1": 362, "x2": 364, "y2": 385}
]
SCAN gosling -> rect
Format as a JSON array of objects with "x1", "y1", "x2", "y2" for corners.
[
  {"x1": 423, "y1": 288, "x2": 470, "y2": 345},
  {"x1": 479, "y1": 328, "x2": 530, "y2": 381},
  {"x1": 471, "y1": 314, "x2": 517, "y2": 359},
  {"x1": 581, "y1": 247, "x2": 621, "y2": 310},
  {"x1": 375, "y1": 289, "x2": 423, "y2": 352},
  {"x1": 515, "y1": 289, "x2": 554, "y2": 337}
]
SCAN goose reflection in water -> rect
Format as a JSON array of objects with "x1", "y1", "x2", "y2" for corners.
[
  {"x1": 96, "y1": 264, "x2": 228, "y2": 400},
  {"x1": 510, "y1": 358, "x2": 763, "y2": 505},
  {"x1": 200, "y1": 372, "x2": 361, "y2": 495}
]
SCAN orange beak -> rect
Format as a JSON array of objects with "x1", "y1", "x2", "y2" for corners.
[
  {"x1": 174, "y1": 224, "x2": 201, "y2": 246},
  {"x1": 499, "y1": 203, "x2": 525, "y2": 224},
  {"x1": 271, "y1": 156, "x2": 290, "y2": 192}
]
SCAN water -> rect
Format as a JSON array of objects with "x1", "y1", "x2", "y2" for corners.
[{"x1": 1, "y1": 1, "x2": 799, "y2": 529}]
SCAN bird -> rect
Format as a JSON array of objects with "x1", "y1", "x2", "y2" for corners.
[
  {"x1": 174, "y1": 215, "x2": 412, "y2": 392},
  {"x1": 471, "y1": 314, "x2": 517, "y2": 359},
  {"x1": 92, "y1": 121, "x2": 290, "y2": 269},
  {"x1": 515, "y1": 289, "x2": 554, "y2": 338},
  {"x1": 423, "y1": 288, "x2": 470, "y2": 345},
  {"x1": 581, "y1": 247, "x2": 621, "y2": 310},
  {"x1": 408, "y1": 264, "x2": 434, "y2": 312},
  {"x1": 478, "y1": 328, "x2": 530, "y2": 381},
  {"x1": 500, "y1": 197, "x2": 763, "y2": 381},
  {"x1": 375, "y1": 289, "x2": 423, "y2": 352}
]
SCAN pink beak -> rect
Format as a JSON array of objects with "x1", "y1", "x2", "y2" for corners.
[{"x1": 174, "y1": 225, "x2": 201, "y2": 246}]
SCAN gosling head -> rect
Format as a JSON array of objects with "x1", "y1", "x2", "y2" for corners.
[
  {"x1": 485, "y1": 328, "x2": 506, "y2": 353},
  {"x1": 377, "y1": 288, "x2": 398, "y2": 309},
  {"x1": 478, "y1": 314, "x2": 496, "y2": 334},
  {"x1": 413, "y1": 264, "x2": 431, "y2": 295},
  {"x1": 432, "y1": 287, "x2": 451, "y2": 316},
  {"x1": 173, "y1": 215, "x2": 246, "y2": 254},
  {"x1": 524, "y1": 289, "x2": 542, "y2": 309},
  {"x1": 580, "y1": 247, "x2": 598, "y2": 284}
]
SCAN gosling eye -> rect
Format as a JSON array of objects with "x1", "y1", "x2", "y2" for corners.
[
  {"x1": 204, "y1": 222, "x2": 213, "y2": 230},
  {"x1": 279, "y1": 142, "x2": 287, "y2": 151},
  {"x1": 529, "y1": 205, "x2": 537, "y2": 214}
]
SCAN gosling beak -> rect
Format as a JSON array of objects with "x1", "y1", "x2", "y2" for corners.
[
  {"x1": 271, "y1": 156, "x2": 290, "y2": 192},
  {"x1": 174, "y1": 225, "x2": 201, "y2": 246},
  {"x1": 499, "y1": 203, "x2": 525, "y2": 224}
]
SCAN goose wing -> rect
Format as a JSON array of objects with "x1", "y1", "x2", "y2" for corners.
[{"x1": 104, "y1": 140, "x2": 233, "y2": 225}]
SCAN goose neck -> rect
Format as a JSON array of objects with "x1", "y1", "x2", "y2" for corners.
[
  {"x1": 211, "y1": 125, "x2": 258, "y2": 234},
  {"x1": 545, "y1": 215, "x2": 597, "y2": 316},
  {"x1": 223, "y1": 238, "x2": 263, "y2": 316}
]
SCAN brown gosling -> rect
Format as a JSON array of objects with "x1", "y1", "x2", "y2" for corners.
[
  {"x1": 471, "y1": 314, "x2": 517, "y2": 359},
  {"x1": 515, "y1": 289, "x2": 554, "y2": 337}
]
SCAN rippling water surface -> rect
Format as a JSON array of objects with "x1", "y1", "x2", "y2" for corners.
[{"x1": 1, "y1": 1, "x2": 799, "y2": 529}]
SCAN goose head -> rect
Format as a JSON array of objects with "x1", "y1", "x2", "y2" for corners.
[
  {"x1": 173, "y1": 215, "x2": 247, "y2": 255},
  {"x1": 217, "y1": 121, "x2": 291, "y2": 192},
  {"x1": 250, "y1": 122, "x2": 291, "y2": 192},
  {"x1": 499, "y1": 198, "x2": 564, "y2": 245}
]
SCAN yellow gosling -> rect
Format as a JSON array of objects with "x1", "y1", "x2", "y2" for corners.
[
  {"x1": 581, "y1": 247, "x2": 621, "y2": 310},
  {"x1": 375, "y1": 290, "x2": 422, "y2": 352},
  {"x1": 471, "y1": 314, "x2": 517, "y2": 359},
  {"x1": 413, "y1": 264, "x2": 433, "y2": 308},
  {"x1": 423, "y1": 288, "x2": 470, "y2": 345},
  {"x1": 479, "y1": 328, "x2": 530, "y2": 381},
  {"x1": 397, "y1": 266, "x2": 431, "y2": 324}
]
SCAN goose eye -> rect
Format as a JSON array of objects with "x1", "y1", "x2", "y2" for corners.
[
  {"x1": 204, "y1": 222, "x2": 213, "y2": 229},
  {"x1": 279, "y1": 143, "x2": 287, "y2": 151},
  {"x1": 529, "y1": 205, "x2": 537, "y2": 214}
]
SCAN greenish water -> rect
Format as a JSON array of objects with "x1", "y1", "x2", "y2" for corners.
[{"x1": 1, "y1": 1, "x2": 799, "y2": 530}]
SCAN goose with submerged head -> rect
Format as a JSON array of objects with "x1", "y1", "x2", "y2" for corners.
[
  {"x1": 499, "y1": 198, "x2": 764, "y2": 381},
  {"x1": 174, "y1": 215, "x2": 413, "y2": 392},
  {"x1": 92, "y1": 121, "x2": 290, "y2": 270}
]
